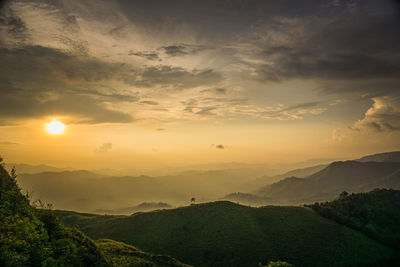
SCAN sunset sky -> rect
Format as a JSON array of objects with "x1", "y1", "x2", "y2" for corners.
[{"x1": 0, "y1": 0, "x2": 399, "y2": 169}]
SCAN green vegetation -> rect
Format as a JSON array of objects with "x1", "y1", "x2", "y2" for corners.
[
  {"x1": 55, "y1": 201, "x2": 398, "y2": 267},
  {"x1": 308, "y1": 189, "x2": 400, "y2": 249},
  {"x1": 0, "y1": 159, "x2": 108, "y2": 266},
  {"x1": 260, "y1": 261, "x2": 293, "y2": 267},
  {"x1": 0, "y1": 160, "x2": 189, "y2": 267},
  {"x1": 97, "y1": 239, "x2": 191, "y2": 267}
]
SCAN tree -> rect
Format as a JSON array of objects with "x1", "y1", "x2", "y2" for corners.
[
  {"x1": 339, "y1": 191, "x2": 349, "y2": 199},
  {"x1": 190, "y1": 197, "x2": 196, "y2": 205},
  {"x1": 259, "y1": 261, "x2": 293, "y2": 267}
]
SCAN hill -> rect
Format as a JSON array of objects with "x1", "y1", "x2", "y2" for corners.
[
  {"x1": 16, "y1": 168, "x2": 282, "y2": 212},
  {"x1": 356, "y1": 151, "x2": 400, "y2": 163},
  {"x1": 0, "y1": 160, "x2": 190, "y2": 267},
  {"x1": 0, "y1": 161, "x2": 108, "y2": 266},
  {"x1": 308, "y1": 189, "x2": 400, "y2": 249},
  {"x1": 94, "y1": 202, "x2": 173, "y2": 215},
  {"x1": 221, "y1": 192, "x2": 271, "y2": 206},
  {"x1": 257, "y1": 161, "x2": 400, "y2": 204},
  {"x1": 54, "y1": 201, "x2": 398, "y2": 267},
  {"x1": 3, "y1": 163, "x2": 73, "y2": 174}
]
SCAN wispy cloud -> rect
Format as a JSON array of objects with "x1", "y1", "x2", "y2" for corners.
[{"x1": 94, "y1": 142, "x2": 113, "y2": 153}]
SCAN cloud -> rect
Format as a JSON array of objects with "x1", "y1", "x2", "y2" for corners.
[
  {"x1": 332, "y1": 96, "x2": 400, "y2": 143},
  {"x1": 200, "y1": 88, "x2": 227, "y2": 95},
  {"x1": 0, "y1": 4, "x2": 27, "y2": 42},
  {"x1": 249, "y1": 8, "x2": 400, "y2": 85},
  {"x1": 161, "y1": 45, "x2": 187, "y2": 56},
  {"x1": 160, "y1": 44, "x2": 211, "y2": 57},
  {"x1": 0, "y1": 141, "x2": 19, "y2": 145},
  {"x1": 125, "y1": 65, "x2": 222, "y2": 89},
  {"x1": 0, "y1": 44, "x2": 223, "y2": 124},
  {"x1": 353, "y1": 96, "x2": 400, "y2": 132},
  {"x1": 129, "y1": 51, "x2": 159, "y2": 60},
  {"x1": 0, "y1": 45, "x2": 136, "y2": 124},
  {"x1": 140, "y1": 100, "x2": 159, "y2": 105},
  {"x1": 234, "y1": 101, "x2": 325, "y2": 120},
  {"x1": 94, "y1": 142, "x2": 112, "y2": 153}
]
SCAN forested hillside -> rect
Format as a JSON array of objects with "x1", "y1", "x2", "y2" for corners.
[
  {"x1": 55, "y1": 201, "x2": 398, "y2": 267},
  {"x1": 0, "y1": 160, "x2": 190, "y2": 267}
]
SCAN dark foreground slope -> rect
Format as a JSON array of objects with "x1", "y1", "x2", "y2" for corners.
[
  {"x1": 0, "y1": 162, "x2": 107, "y2": 266},
  {"x1": 309, "y1": 189, "x2": 400, "y2": 249},
  {"x1": 55, "y1": 201, "x2": 398, "y2": 267},
  {"x1": 0, "y1": 161, "x2": 189, "y2": 267}
]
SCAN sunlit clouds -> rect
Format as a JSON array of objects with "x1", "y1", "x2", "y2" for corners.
[{"x1": 0, "y1": 0, "x2": 399, "y2": 167}]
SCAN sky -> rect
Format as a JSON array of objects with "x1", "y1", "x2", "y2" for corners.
[{"x1": 0, "y1": 0, "x2": 399, "y2": 169}]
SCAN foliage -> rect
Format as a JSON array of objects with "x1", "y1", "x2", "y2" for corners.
[
  {"x1": 308, "y1": 189, "x2": 400, "y2": 249},
  {"x1": 0, "y1": 160, "x2": 108, "y2": 266},
  {"x1": 54, "y1": 201, "x2": 398, "y2": 267},
  {"x1": 0, "y1": 159, "x2": 191, "y2": 266},
  {"x1": 259, "y1": 261, "x2": 293, "y2": 267},
  {"x1": 96, "y1": 239, "x2": 191, "y2": 267}
]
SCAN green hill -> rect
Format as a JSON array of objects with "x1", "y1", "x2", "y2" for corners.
[
  {"x1": 0, "y1": 160, "x2": 108, "y2": 266},
  {"x1": 0, "y1": 159, "x2": 189, "y2": 267},
  {"x1": 55, "y1": 201, "x2": 398, "y2": 267},
  {"x1": 308, "y1": 189, "x2": 400, "y2": 249}
]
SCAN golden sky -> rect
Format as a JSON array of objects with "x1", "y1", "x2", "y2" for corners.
[{"x1": 0, "y1": 0, "x2": 399, "y2": 169}]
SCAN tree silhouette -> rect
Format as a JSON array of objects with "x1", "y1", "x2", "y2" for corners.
[
  {"x1": 191, "y1": 197, "x2": 196, "y2": 205},
  {"x1": 339, "y1": 191, "x2": 349, "y2": 199}
]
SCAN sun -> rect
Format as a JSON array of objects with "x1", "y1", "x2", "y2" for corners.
[{"x1": 45, "y1": 120, "x2": 66, "y2": 135}]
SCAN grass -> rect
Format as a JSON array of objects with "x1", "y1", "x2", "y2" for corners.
[
  {"x1": 55, "y1": 201, "x2": 398, "y2": 267},
  {"x1": 96, "y1": 239, "x2": 191, "y2": 267}
]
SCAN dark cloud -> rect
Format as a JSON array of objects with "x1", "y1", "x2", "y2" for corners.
[
  {"x1": 201, "y1": 88, "x2": 226, "y2": 95},
  {"x1": 129, "y1": 51, "x2": 159, "y2": 60},
  {"x1": 0, "y1": 45, "x2": 135, "y2": 124},
  {"x1": 0, "y1": 5, "x2": 27, "y2": 40},
  {"x1": 117, "y1": 0, "x2": 328, "y2": 42},
  {"x1": 160, "y1": 44, "x2": 211, "y2": 57},
  {"x1": 140, "y1": 100, "x2": 159, "y2": 105},
  {"x1": 161, "y1": 45, "x2": 187, "y2": 56},
  {"x1": 0, "y1": 43, "x2": 222, "y2": 124},
  {"x1": 255, "y1": 7, "x2": 400, "y2": 85}
]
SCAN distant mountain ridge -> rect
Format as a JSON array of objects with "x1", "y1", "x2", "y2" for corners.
[
  {"x1": 94, "y1": 202, "x2": 173, "y2": 215},
  {"x1": 356, "y1": 151, "x2": 400, "y2": 163},
  {"x1": 257, "y1": 159, "x2": 400, "y2": 204}
]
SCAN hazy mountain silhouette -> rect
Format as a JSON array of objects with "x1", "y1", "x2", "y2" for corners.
[
  {"x1": 17, "y1": 169, "x2": 280, "y2": 212},
  {"x1": 4, "y1": 163, "x2": 73, "y2": 174},
  {"x1": 94, "y1": 202, "x2": 173, "y2": 215},
  {"x1": 356, "y1": 151, "x2": 400, "y2": 163},
  {"x1": 257, "y1": 160, "x2": 400, "y2": 203}
]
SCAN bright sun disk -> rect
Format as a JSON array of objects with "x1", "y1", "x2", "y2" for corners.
[{"x1": 45, "y1": 120, "x2": 66, "y2": 135}]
